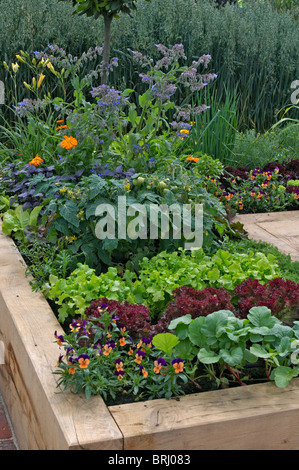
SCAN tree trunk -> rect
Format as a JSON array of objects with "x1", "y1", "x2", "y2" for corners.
[{"x1": 102, "y1": 14, "x2": 113, "y2": 85}]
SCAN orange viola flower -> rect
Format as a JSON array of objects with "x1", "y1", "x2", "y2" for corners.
[
  {"x1": 103, "y1": 344, "x2": 112, "y2": 356},
  {"x1": 78, "y1": 355, "x2": 90, "y2": 369},
  {"x1": 60, "y1": 135, "x2": 78, "y2": 150},
  {"x1": 119, "y1": 337, "x2": 126, "y2": 347},
  {"x1": 172, "y1": 358, "x2": 184, "y2": 373},
  {"x1": 153, "y1": 357, "x2": 167, "y2": 374},
  {"x1": 68, "y1": 366, "x2": 77, "y2": 375},
  {"x1": 140, "y1": 367, "x2": 148, "y2": 378},
  {"x1": 134, "y1": 350, "x2": 145, "y2": 364},
  {"x1": 115, "y1": 359, "x2": 124, "y2": 371}
]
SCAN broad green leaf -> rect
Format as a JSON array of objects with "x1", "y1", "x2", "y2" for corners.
[
  {"x1": 219, "y1": 346, "x2": 244, "y2": 366},
  {"x1": 197, "y1": 348, "x2": 221, "y2": 364},
  {"x1": 247, "y1": 306, "x2": 278, "y2": 328},
  {"x1": 59, "y1": 200, "x2": 80, "y2": 228},
  {"x1": 188, "y1": 316, "x2": 206, "y2": 347},
  {"x1": 152, "y1": 333, "x2": 180, "y2": 356},
  {"x1": 138, "y1": 92, "x2": 148, "y2": 109},
  {"x1": 29, "y1": 205, "x2": 42, "y2": 226},
  {"x1": 270, "y1": 366, "x2": 299, "y2": 388},
  {"x1": 249, "y1": 344, "x2": 275, "y2": 359},
  {"x1": 168, "y1": 314, "x2": 192, "y2": 331},
  {"x1": 172, "y1": 339, "x2": 197, "y2": 361}
]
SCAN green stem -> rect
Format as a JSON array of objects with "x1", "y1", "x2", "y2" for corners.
[{"x1": 102, "y1": 14, "x2": 113, "y2": 86}]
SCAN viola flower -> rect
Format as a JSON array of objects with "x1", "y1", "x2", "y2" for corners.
[
  {"x1": 138, "y1": 337, "x2": 152, "y2": 348},
  {"x1": 114, "y1": 369, "x2": 125, "y2": 380},
  {"x1": 153, "y1": 357, "x2": 167, "y2": 374},
  {"x1": 103, "y1": 344, "x2": 112, "y2": 356},
  {"x1": 78, "y1": 354, "x2": 90, "y2": 369},
  {"x1": 60, "y1": 135, "x2": 78, "y2": 149},
  {"x1": 134, "y1": 349, "x2": 145, "y2": 364},
  {"x1": 29, "y1": 154, "x2": 44, "y2": 166},
  {"x1": 55, "y1": 354, "x2": 64, "y2": 367},
  {"x1": 138, "y1": 364, "x2": 148, "y2": 378},
  {"x1": 172, "y1": 358, "x2": 184, "y2": 373},
  {"x1": 119, "y1": 336, "x2": 126, "y2": 347},
  {"x1": 69, "y1": 321, "x2": 80, "y2": 332},
  {"x1": 54, "y1": 331, "x2": 64, "y2": 346},
  {"x1": 68, "y1": 366, "x2": 77, "y2": 375},
  {"x1": 115, "y1": 359, "x2": 124, "y2": 371}
]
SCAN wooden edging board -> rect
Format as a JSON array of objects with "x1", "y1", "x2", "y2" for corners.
[
  {"x1": 1, "y1": 221, "x2": 299, "y2": 450},
  {"x1": 233, "y1": 210, "x2": 299, "y2": 262}
]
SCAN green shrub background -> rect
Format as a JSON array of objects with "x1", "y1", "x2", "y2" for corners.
[{"x1": 0, "y1": 0, "x2": 298, "y2": 131}]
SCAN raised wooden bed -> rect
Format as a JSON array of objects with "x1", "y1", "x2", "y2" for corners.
[{"x1": 1, "y1": 222, "x2": 299, "y2": 450}]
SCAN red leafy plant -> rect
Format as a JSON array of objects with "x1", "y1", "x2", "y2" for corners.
[
  {"x1": 84, "y1": 298, "x2": 152, "y2": 338},
  {"x1": 233, "y1": 277, "x2": 299, "y2": 324},
  {"x1": 150, "y1": 285, "x2": 236, "y2": 334}
]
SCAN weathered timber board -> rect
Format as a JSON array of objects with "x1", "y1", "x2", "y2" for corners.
[
  {"x1": 109, "y1": 380, "x2": 299, "y2": 450},
  {"x1": 233, "y1": 210, "x2": 299, "y2": 261}
]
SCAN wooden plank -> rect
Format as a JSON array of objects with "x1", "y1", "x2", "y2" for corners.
[
  {"x1": 0, "y1": 225, "x2": 123, "y2": 450},
  {"x1": 234, "y1": 210, "x2": 299, "y2": 225},
  {"x1": 109, "y1": 380, "x2": 299, "y2": 450},
  {"x1": 233, "y1": 212, "x2": 299, "y2": 261}
]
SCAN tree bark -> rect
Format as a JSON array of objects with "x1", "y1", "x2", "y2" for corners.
[{"x1": 102, "y1": 14, "x2": 113, "y2": 85}]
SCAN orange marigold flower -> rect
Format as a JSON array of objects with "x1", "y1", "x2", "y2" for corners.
[
  {"x1": 56, "y1": 124, "x2": 68, "y2": 131},
  {"x1": 186, "y1": 156, "x2": 199, "y2": 162},
  {"x1": 60, "y1": 135, "x2": 78, "y2": 149},
  {"x1": 29, "y1": 153, "x2": 44, "y2": 167},
  {"x1": 56, "y1": 120, "x2": 64, "y2": 123}
]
